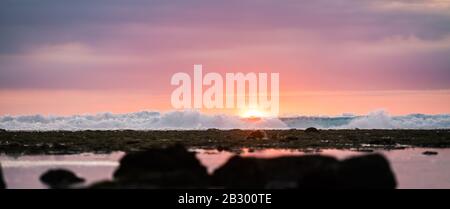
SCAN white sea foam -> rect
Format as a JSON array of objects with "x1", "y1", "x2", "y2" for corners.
[
  {"x1": 0, "y1": 110, "x2": 287, "y2": 130},
  {"x1": 0, "y1": 110, "x2": 449, "y2": 130}
]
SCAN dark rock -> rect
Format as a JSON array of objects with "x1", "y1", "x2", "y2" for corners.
[
  {"x1": 0, "y1": 163, "x2": 6, "y2": 189},
  {"x1": 125, "y1": 140, "x2": 140, "y2": 145},
  {"x1": 212, "y1": 155, "x2": 339, "y2": 188},
  {"x1": 217, "y1": 145, "x2": 231, "y2": 152},
  {"x1": 52, "y1": 143, "x2": 68, "y2": 150},
  {"x1": 89, "y1": 180, "x2": 160, "y2": 189},
  {"x1": 212, "y1": 156, "x2": 266, "y2": 188},
  {"x1": 368, "y1": 138, "x2": 395, "y2": 145},
  {"x1": 212, "y1": 153, "x2": 396, "y2": 189},
  {"x1": 246, "y1": 130, "x2": 267, "y2": 140},
  {"x1": 282, "y1": 136, "x2": 299, "y2": 141},
  {"x1": 337, "y1": 154, "x2": 397, "y2": 189},
  {"x1": 305, "y1": 127, "x2": 319, "y2": 133},
  {"x1": 422, "y1": 151, "x2": 438, "y2": 155},
  {"x1": 40, "y1": 169, "x2": 85, "y2": 188},
  {"x1": 113, "y1": 144, "x2": 209, "y2": 188}
]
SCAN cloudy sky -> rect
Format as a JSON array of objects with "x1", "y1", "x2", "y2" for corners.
[{"x1": 0, "y1": 0, "x2": 449, "y2": 116}]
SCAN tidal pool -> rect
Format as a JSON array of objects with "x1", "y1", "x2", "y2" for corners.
[{"x1": 1, "y1": 148, "x2": 449, "y2": 189}]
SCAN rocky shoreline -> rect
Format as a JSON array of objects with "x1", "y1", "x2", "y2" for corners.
[
  {"x1": 1, "y1": 129, "x2": 449, "y2": 189},
  {"x1": 1, "y1": 129, "x2": 450, "y2": 155}
]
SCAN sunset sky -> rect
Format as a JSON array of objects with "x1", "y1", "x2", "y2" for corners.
[{"x1": 1, "y1": 0, "x2": 450, "y2": 116}]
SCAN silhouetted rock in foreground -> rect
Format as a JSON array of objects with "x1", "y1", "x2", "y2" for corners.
[
  {"x1": 89, "y1": 145, "x2": 396, "y2": 189},
  {"x1": 213, "y1": 154, "x2": 396, "y2": 189},
  {"x1": 108, "y1": 144, "x2": 209, "y2": 188},
  {"x1": 0, "y1": 163, "x2": 6, "y2": 189},
  {"x1": 40, "y1": 169, "x2": 84, "y2": 188},
  {"x1": 213, "y1": 155, "x2": 339, "y2": 188},
  {"x1": 337, "y1": 154, "x2": 396, "y2": 189},
  {"x1": 305, "y1": 127, "x2": 319, "y2": 133}
]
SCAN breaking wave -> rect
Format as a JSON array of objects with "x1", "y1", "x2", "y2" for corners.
[
  {"x1": 282, "y1": 110, "x2": 450, "y2": 129},
  {"x1": 0, "y1": 110, "x2": 449, "y2": 130}
]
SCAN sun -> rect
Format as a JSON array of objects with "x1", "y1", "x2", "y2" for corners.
[{"x1": 240, "y1": 109, "x2": 266, "y2": 118}]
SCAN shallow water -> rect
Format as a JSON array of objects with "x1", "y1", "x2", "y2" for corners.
[
  {"x1": 1, "y1": 148, "x2": 449, "y2": 189},
  {"x1": 0, "y1": 152, "x2": 124, "y2": 189}
]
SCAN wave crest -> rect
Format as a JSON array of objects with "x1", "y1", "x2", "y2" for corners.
[{"x1": 1, "y1": 110, "x2": 449, "y2": 130}]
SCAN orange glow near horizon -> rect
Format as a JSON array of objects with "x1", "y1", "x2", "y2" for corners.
[{"x1": 1, "y1": 89, "x2": 449, "y2": 116}]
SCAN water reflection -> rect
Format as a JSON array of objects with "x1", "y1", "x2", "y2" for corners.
[
  {"x1": 0, "y1": 152, "x2": 124, "y2": 189},
  {"x1": 1, "y1": 148, "x2": 449, "y2": 189}
]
